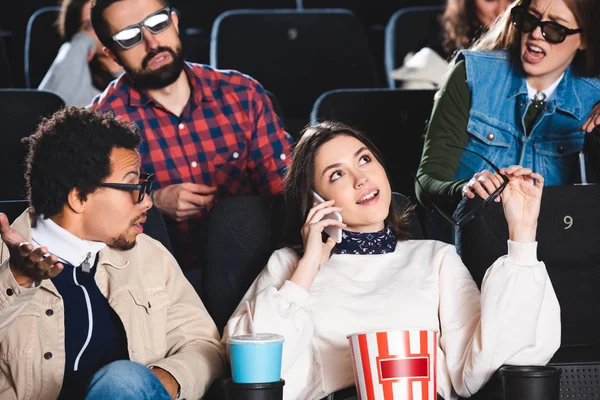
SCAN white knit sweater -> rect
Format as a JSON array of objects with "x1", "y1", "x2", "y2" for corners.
[{"x1": 223, "y1": 240, "x2": 560, "y2": 400}]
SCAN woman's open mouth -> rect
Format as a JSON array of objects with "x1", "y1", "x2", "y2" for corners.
[
  {"x1": 523, "y1": 42, "x2": 546, "y2": 64},
  {"x1": 356, "y1": 190, "x2": 380, "y2": 205}
]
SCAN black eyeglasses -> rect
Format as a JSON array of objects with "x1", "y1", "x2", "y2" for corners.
[
  {"x1": 112, "y1": 7, "x2": 172, "y2": 49},
  {"x1": 99, "y1": 173, "x2": 155, "y2": 204},
  {"x1": 511, "y1": 7, "x2": 583, "y2": 44},
  {"x1": 414, "y1": 145, "x2": 509, "y2": 228}
]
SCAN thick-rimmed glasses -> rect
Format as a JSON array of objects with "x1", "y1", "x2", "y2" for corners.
[
  {"x1": 511, "y1": 7, "x2": 583, "y2": 44},
  {"x1": 415, "y1": 145, "x2": 509, "y2": 228},
  {"x1": 99, "y1": 173, "x2": 155, "y2": 204},
  {"x1": 112, "y1": 7, "x2": 172, "y2": 49}
]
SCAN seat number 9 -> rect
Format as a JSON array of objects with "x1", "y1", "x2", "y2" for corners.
[{"x1": 564, "y1": 216, "x2": 573, "y2": 230}]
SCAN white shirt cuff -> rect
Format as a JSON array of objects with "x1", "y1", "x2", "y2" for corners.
[
  {"x1": 507, "y1": 240, "x2": 539, "y2": 265},
  {"x1": 279, "y1": 280, "x2": 310, "y2": 306}
]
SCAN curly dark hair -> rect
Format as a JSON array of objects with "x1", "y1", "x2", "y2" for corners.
[{"x1": 23, "y1": 107, "x2": 141, "y2": 219}]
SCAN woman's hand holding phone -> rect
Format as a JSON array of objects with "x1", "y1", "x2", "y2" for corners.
[{"x1": 290, "y1": 199, "x2": 346, "y2": 292}]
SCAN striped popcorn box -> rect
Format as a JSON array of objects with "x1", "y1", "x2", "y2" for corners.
[{"x1": 348, "y1": 330, "x2": 438, "y2": 400}]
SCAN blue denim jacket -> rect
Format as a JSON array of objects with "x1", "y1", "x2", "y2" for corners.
[{"x1": 454, "y1": 50, "x2": 600, "y2": 185}]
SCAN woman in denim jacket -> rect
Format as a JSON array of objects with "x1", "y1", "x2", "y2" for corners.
[{"x1": 416, "y1": 0, "x2": 600, "y2": 222}]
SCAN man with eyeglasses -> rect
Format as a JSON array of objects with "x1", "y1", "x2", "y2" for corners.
[
  {"x1": 0, "y1": 107, "x2": 225, "y2": 400},
  {"x1": 89, "y1": 0, "x2": 294, "y2": 272}
]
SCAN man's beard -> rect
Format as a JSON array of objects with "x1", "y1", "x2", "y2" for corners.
[
  {"x1": 120, "y1": 44, "x2": 185, "y2": 90},
  {"x1": 107, "y1": 212, "x2": 147, "y2": 251},
  {"x1": 108, "y1": 234, "x2": 136, "y2": 251}
]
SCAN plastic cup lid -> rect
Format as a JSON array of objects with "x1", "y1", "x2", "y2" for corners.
[
  {"x1": 498, "y1": 366, "x2": 561, "y2": 377},
  {"x1": 224, "y1": 379, "x2": 286, "y2": 389},
  {"x1": 228, "y1": 333, "x2": 285, "y2": 344}
]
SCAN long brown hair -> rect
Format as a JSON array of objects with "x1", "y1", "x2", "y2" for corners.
[
  {"x1": 473, "y1": 0, "x2": 600, "y2": 77},
  {"x1": 57, "y1": 0, "x2": 90, "y2": 42},
  {"x1": 283, "y1": 121, "x2": 412, "y2": 248},
  {"x1": 441, "y1": 0, "x2": 488, "y2": 58}
]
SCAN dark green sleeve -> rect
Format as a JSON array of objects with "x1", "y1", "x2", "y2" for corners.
[{"x1": 415, "y1": 59, "x2": 471, "y2": 213}]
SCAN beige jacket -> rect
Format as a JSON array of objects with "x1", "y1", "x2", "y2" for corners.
[{"x1": 0, "y1": 211, "x2": 226, "y2": 400}]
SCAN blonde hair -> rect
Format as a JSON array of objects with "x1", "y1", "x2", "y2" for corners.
[{"x1": 472, "y1": 0, "x2": 522, "y2": 52}]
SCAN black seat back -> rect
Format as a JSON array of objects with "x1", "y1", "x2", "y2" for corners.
[
  {"x1": 265, "y1": 89, "x2": 285, "y2": 128},
  {"x1": 143, "y1": 206, "x2": 172, "y2": 254},
  {"x1": 0, "y1": 200, "x2": 29, "y2": 223},
  {"x1": 211, "y1": 9, "x2": 379, "y2": 137},
  {"x1": 173, "y1": 0, "x2": 297, "y2": 65},
  {"x1": 0, "y1": 29, "x2": 12, "y2": 88},
  {"x1": 201, "y1": 195, "x2": 285, "y2": 333},
  {"x1": 25, "y1": 6, "x2": 61, "y2": 88},
  {"x1": 311, "y1": 88, "x2": 436, "y2": 197},
  {"x1": 299, "y1": 0, "x2": 444, "y2": 27},
  {"x1": 455, "y1": 184, "x2": 600, "y2": 348},
  {"x1": 0, "y1": 89, "x2": 65, "y2": 201}
]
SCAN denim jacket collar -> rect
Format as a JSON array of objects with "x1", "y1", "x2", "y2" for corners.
[
  {"x1": 507, "y1": 61, "x2": 528, "y2": 101},
  {"x1": 507, "y1": 62, "x2": 581, "y2": 119},
  {"x1": 553, "y1": 67, "x2": 582, "y2": 119}
]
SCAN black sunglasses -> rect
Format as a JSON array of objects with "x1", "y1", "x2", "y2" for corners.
[
  {"x1": 99, "y1": 173, "x2": 155, "y2": 204},
  {"x1": 112, "y1": 7, "x2": 172, "y2": 49},
  {"x1": 414, "y1": 145, "x2": 509, "y2": 228},
  {"x1": 511, "y1": 7, "x2": 582, "y2": 44}
]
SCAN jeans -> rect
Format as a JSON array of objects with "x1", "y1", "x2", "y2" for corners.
[{"x1": 85, "y1": 360, "x2": 172, "y2": 400}]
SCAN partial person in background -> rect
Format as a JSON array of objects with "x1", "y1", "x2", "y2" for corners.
[
  {"x1": 416, "y1": 0, "x2": 600, "y2": 241},
  {"x1": 39, "y1": 0, "x2": 123, "y2": 106},
  {"x1": 442, "y1": 0, "x2": 514, "y2": 58},
  {"x1": 391, "y1": 0, "x2": 511, "y2": 88}
]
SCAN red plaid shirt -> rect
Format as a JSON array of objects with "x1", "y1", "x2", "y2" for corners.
[{"x1": 91, "y1": 63, "x2": 293, "y2": 267}]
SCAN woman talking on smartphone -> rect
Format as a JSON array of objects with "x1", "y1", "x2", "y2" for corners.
[{"x1": 223, "y1": 122, "x2": 559, "y2": 400}]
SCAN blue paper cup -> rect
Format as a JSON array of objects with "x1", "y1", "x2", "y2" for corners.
[{"x1": 228, "y1": 333, "x2": 285, "y2": 384}]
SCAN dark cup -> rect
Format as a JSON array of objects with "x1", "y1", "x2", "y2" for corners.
[
  {"x1": 223, "y1": 378, "x2": 285, "y2": 400},
  {"x1": 498, "y1": 365, "x2": 560, "y2": 400}
]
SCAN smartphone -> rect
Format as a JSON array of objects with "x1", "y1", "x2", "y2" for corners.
[{"x1": 312, "y1": 191, "x2": 343, "y2": 243}]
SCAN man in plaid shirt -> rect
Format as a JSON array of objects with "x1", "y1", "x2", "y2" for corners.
[{"x1": 89, "y1": 0, "x2": 293, "y2": 270}]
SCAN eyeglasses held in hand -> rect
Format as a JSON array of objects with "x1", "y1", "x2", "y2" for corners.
[
  {"x1": 510, "y1": 7, "x2": 582, "y2": 44},
  {"x1": 99, "y1": 173, "x2": 155, "y2": 204},
  {"x1": 112, "y1": 7, "x2": 172, "y2": 49},
  {"x1": 414, "y1": 145, "x2": 509, "y2": 228}
]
